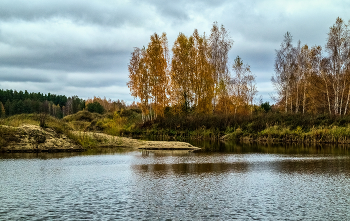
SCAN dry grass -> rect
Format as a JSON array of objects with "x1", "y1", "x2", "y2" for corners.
[
  {"x1": 0, "y1": 112, "x2": 199, "y2": 150},
  {"x1": 222, "y1": 125, "x2": 350, "y2": 144}
]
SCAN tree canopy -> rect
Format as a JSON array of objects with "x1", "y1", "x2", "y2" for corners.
[{"x1": 128, "y1": 22, "x2": 257, "y2": 121}]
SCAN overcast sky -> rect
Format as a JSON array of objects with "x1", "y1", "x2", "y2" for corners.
[{"x1": 0, "y1": 0, "x2": 349, "y2": 103}]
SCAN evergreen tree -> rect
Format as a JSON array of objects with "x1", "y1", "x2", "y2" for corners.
[{"x1": 87, "y1": 101, "x2": 105, "y2": 114}]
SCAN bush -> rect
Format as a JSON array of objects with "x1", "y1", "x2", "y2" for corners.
[
  {"x1": 260, "y1": 102, "x2": 271, "y2": 112},
  {"x1": 38, "y1": 112, "x2": 47, "y2": 128},
  {"x1": 63, "y1": 110, "x2": 102, "y2": 122},
  {"x1": 86, "y1": 102, "x2": 105, "y2": 114}
]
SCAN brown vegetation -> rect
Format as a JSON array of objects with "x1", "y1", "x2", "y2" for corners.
[
  {"x1": 272, "y1": 17, "x2": 350, "y2": 115},
  {"x1": 0, "y1": 113, "x2": 200, "y2": 152}
]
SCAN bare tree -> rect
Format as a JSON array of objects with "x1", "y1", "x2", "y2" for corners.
[
  {"x1": 231, "y1": 56, "x2": 256, "y2": 116},
  {"x1": 209, "y1": 22, "x2": 233, "y2": 111},
  {"x1": 326, "y1": 17, "x2": 350, "y2": 115},
  {"x1": 272, "y1": 32, "x2": 297, "y2": 113},
  {"x1": 246, "y1": 73, "x2": 258, "y2": 114}
]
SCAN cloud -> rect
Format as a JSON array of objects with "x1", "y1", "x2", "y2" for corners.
[
  {"x1": 0, "y1": 67, "x2": 52, "y2": 83},
  {"x1": 0, "y1": 0, "x2": 348, "y2": 103},
  {"x1": 0, "y1": 0, "x2": 152, "y2": 28}
]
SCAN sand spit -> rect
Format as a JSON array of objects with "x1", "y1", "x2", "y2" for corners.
[
  {"x1": 0, "y1": 125, "x2": 200, "y2": 152},
  {"x1": 138, "y1": 141, "x2": 201, "y2": 150},
  {"x1": 71, "y1": 131, "x2": 200, "y2": 150}
]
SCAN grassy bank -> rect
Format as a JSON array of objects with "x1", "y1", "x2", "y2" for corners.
[
  {"x1": 0, "y1": 113, "x2": 131, "y2": 149},
  {"x1": 0, "y1": 112, "x2": 198, "y2": 151},
  {"x1": 135, "y1": 112, "x2": 350, "y2": 144},
  {"x1": 3, "y1": 111, "x2": 350, "y2": 146},
  {"x1": 223, "y1": 125, "x2": 350, "y2": 144}
]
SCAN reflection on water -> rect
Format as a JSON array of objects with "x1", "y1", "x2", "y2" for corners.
[
  {"x1": 0, "y1": 147, "x2": 132, "y2": 160},
  {"x1": 1, "y1": 142, "x2": 350, "y2": 220},
  {"x1": 191, "y1": 139, "x2": 350, "y2": 155},
  {"x1": 142, "y1": 136, "x2": 350, "y2": 155},
  {"x1": 135, "y1": 161, "x2": 249, "y2": 174}
]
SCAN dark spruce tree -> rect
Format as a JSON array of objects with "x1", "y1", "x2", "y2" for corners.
[{"x1": 87, "y1": 101, "x2": 105, "y2": 114}]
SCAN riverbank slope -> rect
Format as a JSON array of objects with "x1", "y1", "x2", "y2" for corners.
[{"x1": 0, "y1": 123, "x2": 200, "y2": 153}]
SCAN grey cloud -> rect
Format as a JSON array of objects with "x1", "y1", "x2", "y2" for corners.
[
  {"x1": 0, "y1": 17, "x2": 149, "y2": 74},
  {"x1": 0, "y1": 70, "x2": 51, "y2": 83},
  {"x1": 66, "y1": 73, "x2": 128, "y2": 88},
  {"x1": 0, "y1": 0, "x2": 348, "y2": 104},
  {"x1": 0, "y1": 0, "x2": 151, "y2": 27},
  {"x1": 0, "y1": 49, "x2": 129, "y2": 73},
  {"x1": 0, "y1": 34, "x2": 131, "y2": 73},
  {"x1": 221, "y1": 0, "x2": 350, "y2": 46},
  {"x1": 135, "y1": 0, "x2": 230, "y2": 25}
]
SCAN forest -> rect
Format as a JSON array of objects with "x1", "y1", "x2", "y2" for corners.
[
  {"x1": 0, "y1": 89, "x2": 85, "y2": 118},
  {"x1": 128, "y1": 18, "x2": 350, "y2": 119},
  {"x1": 0, "y1": 90, "x2": 133, "y2": 119},
  {"x1": 273, "y1": 17, "x2": 350, "y2": 115},
  {"x1": 128, "y1": 22, "x2": 257, "y2": 121}
]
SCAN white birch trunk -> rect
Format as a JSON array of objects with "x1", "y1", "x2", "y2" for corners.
[
  {"x1": 303, "y1": 81, "x2": 307, "y2": 114},
  {"x1": 285, "y1": 87, "x2": 288, "y2": 113},
  {"x1": 296, "y1": 81, "x2": 299, "y2": 113},
  {"x1": 344, "y1": 87, "x2": 350, "y2": 115}
]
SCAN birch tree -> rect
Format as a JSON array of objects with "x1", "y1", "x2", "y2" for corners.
[
  {"x1": 231, "y1": 56, "x2": 251, "y2": 116},
  {"x1": 272, "y1": 32, "x2": 298, "y2": 113},
  {"x1": 171, "y1": 33, "x2": 194, "y2": 113},
  {"x1": 192, "y1": 30, "x2": 215, "y2": 114},
  {"x1": 127, "y1": 47, "x2": 152, "y2": 121},
  {"x1": 326, "y1": 17, "x2": 350, "y2": 115},
  {"x1": 209, "y1": 22, "x2": 233, "y2": 111},
  {"x1": 147, "y1": 33, "x2": 169, "y2": 118}
]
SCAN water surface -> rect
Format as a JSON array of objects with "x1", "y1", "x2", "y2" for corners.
[{"x1": 1, "y1": 143, "x2": 350, "y2": 220}]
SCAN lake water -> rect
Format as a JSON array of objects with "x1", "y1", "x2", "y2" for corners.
[{"x1": 1, "y1": 142, "x2": 350, "y2": 220}]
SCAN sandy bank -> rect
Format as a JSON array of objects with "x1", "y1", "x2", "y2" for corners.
[
  {"x1": 71, "y1": 131, "x2": 200, "y2": 150},
  {"x1": 0, "y1": 125, "x2": 200, "y2": 152},
  {"x1": 0, "y1": 124, "x2": 83, "y2": 152}
]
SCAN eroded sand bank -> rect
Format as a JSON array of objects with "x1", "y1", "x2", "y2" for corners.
[{"x1": 0, "y1": 125, "x2": 200, "y2": 152}]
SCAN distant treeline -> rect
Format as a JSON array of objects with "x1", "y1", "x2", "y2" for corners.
[
  {"x1": 272, "y1": 17, "x2": 350, "y2": 115},
  {"x1": 0, "y1": 89, "x2": 85, "y2": 118}
]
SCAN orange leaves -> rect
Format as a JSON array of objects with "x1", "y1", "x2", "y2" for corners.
[
  {"x1": 127, "y1": 23, "x2": 257, "y2": 118},
  {"x1": 147, "y1": 33, "x2": 169, "y2": 118},
  {"x1": 128, "y1": 33, "x2": 169, "y2": 121},
  {"x1": 214, "y1": 56, "x2": 256, "y2": 116},
  {"x1": 171, "y1": 32, "x2": 194, "y2": 112},
  {"x1": 170, "y1": 30, "x2": 215, "y2": 114},
  {"x1": 85, "y1": 96, "x2": 125, "y2": 113}
]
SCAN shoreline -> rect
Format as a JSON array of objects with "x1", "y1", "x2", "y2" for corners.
[{"x1": 0, "y1": 124, "x2": 201, "y2": 153}]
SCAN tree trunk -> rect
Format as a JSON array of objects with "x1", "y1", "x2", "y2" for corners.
[
  {"x1": 332, "y1": 82, "x2": 337, "y2": 115},
  {"x1": 326, "y1": 81, "x2": 331, "y2": 115},
  {"x1": 344, "y1": 86, "x2": 350, "y2": 115},
  {"x1": 303, "y1": 81, "x2": 307, "y2": 114},
  {"x1": 285, "y1": 87, "x2": 288, "y2": 113},
  {"x1": 290, "y1": 89, "x2": 293, "y2": 113},
  {"x1": 296, "y1": 81, "x2": 299, "y2": 113},
  {"x1": 340, "y1": 78, "x2": 347, "y2": 115}
]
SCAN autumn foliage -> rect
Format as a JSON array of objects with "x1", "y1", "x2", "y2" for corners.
[
  {"x1": 85, "y1": 96, "x2": 129, "y2": 113},
  {"x1": 272, "y1": 17, "x2": 350, "y2": 115},
  {"x1": 128, "y1": 22, "x2": 257, "y2": 121}
]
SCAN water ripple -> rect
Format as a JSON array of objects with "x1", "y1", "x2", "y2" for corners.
[{"x1": 1, "y1": 151, "x2": 350, "y2": 220}]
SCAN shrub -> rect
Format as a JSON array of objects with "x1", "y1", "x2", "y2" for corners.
[
  {"x1": 260, "y1": 102, "x2": 271, "y2": 112},
  {"x1": 86, "y1": 101, "x2": 105, "y2": 114}
]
